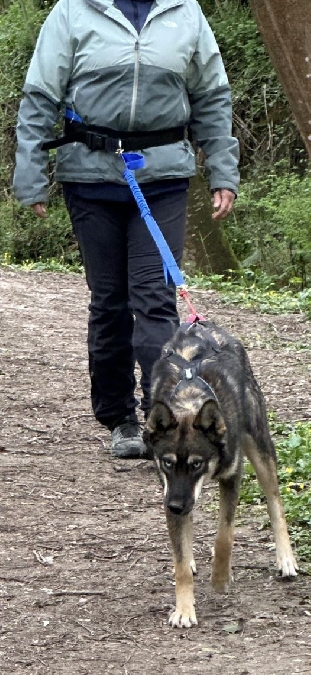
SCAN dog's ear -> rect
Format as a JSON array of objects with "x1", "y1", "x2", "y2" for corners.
[
  {"x1": 193, "y1": 400, "x2": 226, "y2": 439},
  {"x1": 146, "y1": 401, "x2": 177, "y2": 433}
]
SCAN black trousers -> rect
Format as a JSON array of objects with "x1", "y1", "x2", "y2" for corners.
[{"x1": 64, "y1": 189, "x2": 187, "y2": 427}]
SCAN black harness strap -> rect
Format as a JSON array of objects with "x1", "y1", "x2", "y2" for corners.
[
  {"x1": 42, "y1": 118, "x2": 187, "y2": 152},
  {"x1": 164, "y1": 351, "x2": 219, "y2": 403}
]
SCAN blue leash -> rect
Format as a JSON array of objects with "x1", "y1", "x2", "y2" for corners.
[{"x1": 121, "y1": 152, "x2": 185, "y2": 287}]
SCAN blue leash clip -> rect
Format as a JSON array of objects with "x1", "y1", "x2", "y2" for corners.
[{"x1": 65, "y1": 107, "x2": 83, "y2": 123}]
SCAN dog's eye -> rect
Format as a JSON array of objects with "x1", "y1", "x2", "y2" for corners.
[
  {"x1": 162, "y1": 458, "x2": 174, "y2": 470},
  {"x1": 190, "y1": 460, "x2": 203, "y2": 471}
]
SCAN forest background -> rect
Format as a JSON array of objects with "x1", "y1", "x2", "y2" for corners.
[{"x1": 0, "y1": 0, "x2": 310, "y2": 293}]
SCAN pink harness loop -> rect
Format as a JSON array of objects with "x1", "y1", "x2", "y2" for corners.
[{"x1": 179, "y1": 288, "x2": 206, "y2": 323}]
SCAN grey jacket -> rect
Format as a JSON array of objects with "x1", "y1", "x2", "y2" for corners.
[{"x1": 13, "y1": 0, "x2": 239, "y2": 205}]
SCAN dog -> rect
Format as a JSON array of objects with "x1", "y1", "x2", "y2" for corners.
[{"x1": 143, "y1": 320, "x2": 298, "y2": 628}]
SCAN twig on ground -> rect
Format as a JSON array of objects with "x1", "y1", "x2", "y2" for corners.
[
  {"x1": 74, "y1": 620, "x2": 95, "y2": 635},
  {"x1": 54, "y1": 589, "x2": 107, "y2": 596}
]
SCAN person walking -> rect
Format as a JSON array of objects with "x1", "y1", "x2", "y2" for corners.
[{"x1": 14, "y1": 0, "x2": 239, "y2": 459}]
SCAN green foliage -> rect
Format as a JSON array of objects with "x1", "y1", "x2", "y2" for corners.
[
  {"x1": 241, "y1": 419, "x2": 311, "y2": 562},
  {"x1": 0, "y1": 2, "x2": 37, "y2": 100},
  {"x1": 0, "y1": 198, "x2": 80, "y2": 267},
  {"x1": 225, "y1": 169, "x2": 311, "y2": 286},
  {"x1": 186, "y1": 270, "x2": 311, "y2": 318},
  {"x1": 2, "y1": 255, "x2": 83, "y2": 273},
  {"x1": 203, "y1": 1, "x2": 271, "y2": 102},
  {"x1": 0, "y1": 1, "x2": 50, "y2": 194}
]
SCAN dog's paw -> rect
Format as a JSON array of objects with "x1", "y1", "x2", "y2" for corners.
[
  {"x1": 211, "y1": 571, "x2": 231, "y2": 594},
  {"x1": 169, "y1": 605, "x2": 198, "y2": 628},
  {"x1": 277, "y1": 549, "x2": 299, "y2": 578}
]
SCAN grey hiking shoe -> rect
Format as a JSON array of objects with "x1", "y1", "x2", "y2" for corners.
[{"x1": 110, "y1": 417, "x2": 152, "y2": 459}]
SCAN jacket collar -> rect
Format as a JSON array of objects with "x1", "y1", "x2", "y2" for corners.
[{"x1": 85, "y1": 0, "x2": 184, "y2": 13}]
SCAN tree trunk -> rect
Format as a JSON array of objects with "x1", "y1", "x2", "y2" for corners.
[
  {"x1": 184, "y1": 171, "x2": 240, "y2": 277},
  {"x1": 249, "y1": 0, "x2": 311, "y2": 158}
]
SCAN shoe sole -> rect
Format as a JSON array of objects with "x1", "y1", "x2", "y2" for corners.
[{"x1": 111, "y1": 444, "x2": 153, "y2": 460}]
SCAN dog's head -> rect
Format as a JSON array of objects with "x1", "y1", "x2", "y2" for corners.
[{"x1": 144, "y1": 398, "x2": 227, "y2": 516}]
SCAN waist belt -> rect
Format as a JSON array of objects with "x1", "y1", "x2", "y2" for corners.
[{"x1": 42, "y1": 118, "x2": 187, "y2": 152}]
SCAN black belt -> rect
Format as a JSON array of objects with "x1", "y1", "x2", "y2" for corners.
[{"x1": 42, "y1": 119, "x2": 187, "y2": 152}]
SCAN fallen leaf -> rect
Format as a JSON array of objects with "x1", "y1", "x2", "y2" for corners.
[{"x1": 222, "y1": 618, "x2": 245, "y2": 634}]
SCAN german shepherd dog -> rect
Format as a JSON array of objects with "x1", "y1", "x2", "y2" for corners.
[{"x1": 143, "y1": 320, "x2": 298, "y2": 628}]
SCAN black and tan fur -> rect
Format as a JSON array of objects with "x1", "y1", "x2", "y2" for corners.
[{"x1": 144, "y1": 320, "x2": 298, "y2": 628}]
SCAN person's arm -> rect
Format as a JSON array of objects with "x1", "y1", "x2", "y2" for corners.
[
  {"x1": 13, "y1": 0, "x2": 73, "y2": 207},
  {"x1": 186, "y1": 5, "x2": 239, "y2": 216}
]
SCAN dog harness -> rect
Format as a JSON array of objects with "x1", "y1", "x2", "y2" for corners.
[{"x1": 165, "y1": 351, "x2": 220, "y2": 404}]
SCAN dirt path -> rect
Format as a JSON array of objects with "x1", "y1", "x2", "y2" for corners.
[{"x1": 1, "y1": 268, "x2": 310, "y2": 675}]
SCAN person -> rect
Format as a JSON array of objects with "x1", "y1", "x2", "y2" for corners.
[{"x1": 13, "y1": 0, "x2": 239, "y2": 459}]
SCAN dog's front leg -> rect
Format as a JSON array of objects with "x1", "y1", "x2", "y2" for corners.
[
  {"x1": 166, "y1": 508, "x2": 197, "y2": 628},
  {"x1": 212, "y1": 475, "x2": 240, "y2": 594},
  {"x1": 245, "y1": 439, "x2": 298, "y2": 577}
]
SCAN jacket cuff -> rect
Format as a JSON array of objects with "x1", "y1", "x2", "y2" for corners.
[{"x1": 211, "y1": 187, "x2": 237, "y2": 198}]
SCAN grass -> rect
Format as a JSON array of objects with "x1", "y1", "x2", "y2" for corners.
[{"x1": 0, "y1": 253, "x2": 83, "y2": 274}]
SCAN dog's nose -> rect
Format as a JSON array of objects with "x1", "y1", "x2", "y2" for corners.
[{"x1": 167, "y1": 500, "x2": 184, "y2": 515}]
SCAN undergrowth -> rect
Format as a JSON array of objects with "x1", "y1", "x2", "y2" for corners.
[
  {"x1": 186, "y1": 271, "x2": 311, "y2": 318},
  {"x1": 241, "y1": 418, "x2": 311, "y2": 565},
  {"x1": 225, "y1": 168, "x2": 311, "y2": 287}
]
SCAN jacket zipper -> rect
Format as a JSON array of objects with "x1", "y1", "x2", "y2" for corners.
[{"x1": 129, "y1": 41, "x2": 140, "y2": 130}]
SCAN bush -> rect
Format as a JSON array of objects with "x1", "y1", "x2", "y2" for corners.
[
  {"x1": 225, "y1": 169, "x2": 311, "y2": 287},
  {"x1": 0, "y1": 0, "x2": 50, "y2": 196},
  {"x1": 0, "y1": 198, "x2": 80, "y2": 266}
]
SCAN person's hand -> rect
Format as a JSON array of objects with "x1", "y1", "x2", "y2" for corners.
[
  {"x1": 31, "y1": 203, "x2": 47, "y2": 218},
  {"x1": 212, "y1": 189, "x2": 235, "y2": 220}
]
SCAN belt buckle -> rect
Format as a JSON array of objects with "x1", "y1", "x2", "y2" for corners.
[
  {"x1": 102, "y1": 137, "x2": 124, "y2": 153},
  {"x1": 115, "y1": 139, "x2": 124, "y2": 155},
  {"x1": 85, "y1": 131, "x2": 105, "y2": 151}
]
